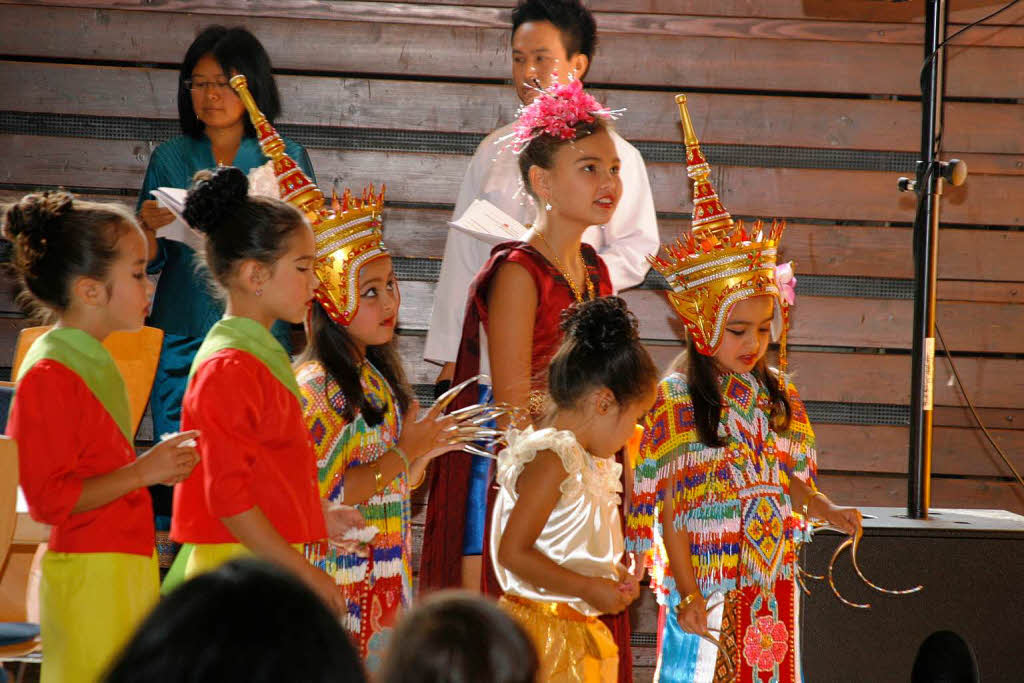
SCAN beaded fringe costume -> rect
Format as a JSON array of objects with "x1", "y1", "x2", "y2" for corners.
[
  {"x1": 628, "y1": 94, "x2": 812, "y2": 682},
  {"x1": 628, "y1": 373, "x2": 816, "y2": 682},
  {"x1": 298, "y1": 361, "x2": 411, "y2": 670}
]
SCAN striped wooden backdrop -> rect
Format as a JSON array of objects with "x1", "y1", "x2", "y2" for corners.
[{"x1": 1, "y1": 2, "x2": 1022, "y2": 678}]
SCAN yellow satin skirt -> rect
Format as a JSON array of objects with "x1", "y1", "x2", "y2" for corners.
[
  {"x1": 40, "y1": 550, "x2": 159, "y2": 683},
  {"x1": 499, "y1": 594, "x2": 618, "y2": 683},
  {"x1": 184, "y1": 542, "x2": 304, "y2": 580},
  {"x1": 184, "y1": 543, "x2": 250, "y2": 579}
]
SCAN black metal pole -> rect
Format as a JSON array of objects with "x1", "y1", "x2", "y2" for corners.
[{"x1": 907, "y1": 0, "x2": 947, "y2": 519}]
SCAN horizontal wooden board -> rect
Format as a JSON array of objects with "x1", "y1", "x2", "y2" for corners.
[
  {"x1": 643, "y1": 345, "x2": 1024, "y2": 410},
  {"x1": 0, "y1": 231, "x2": 1020, "y2": 354},
  {"x1": 700, "y1": 221, "x2": 1024, "y2": 283},
  {"x1": 394, "y1": 280, "x2": 1024, "y2": 354},
  {"x1": 0, "y1": 6, "x2": 1021, "y2": 97},
  {"x1": 5, "y1": 137, "x2": 1022, "y2": 226},
  {"x1": 931, "y1": 406, "x2": 1024, "y2": 432},
  {"x1": 397, "y1": 332, "x2": 1024, "y2": 411},
  {"x1": 387, "y1": 213, "x2": 1024, "y2": 284},
  {"x1": 817, "y1": 473, "x2": 1024, "y2": 516},
  {"x1": 934, "y1": 281, "x2": 1024, "y2": 305},
  {"x1": 3, "y1": 191, "x2": 1021, "y2": 284},
  {"x1": 0, "y1": 306, "x2": 1017, "y2": 419},
  {"x1": 815, "y1": 423, "x2": 1024, "y2": 479},
  {"x1": 361, "y1": 0, "x2": 1024, "y2": 27},
  {"x1": 4, "y1": 61, "x2": 1023, "y2": 156},
  {"x1": 9, "y1": 1, "x2": 1024, "y2": 46},
  {"x1": 402, "y1": 340, "x2": 1024, "y2": 429}
]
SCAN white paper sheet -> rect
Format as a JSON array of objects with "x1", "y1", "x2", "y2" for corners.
[{"x1": 449, "y1": 198, "x2": 528, "y2": 245}]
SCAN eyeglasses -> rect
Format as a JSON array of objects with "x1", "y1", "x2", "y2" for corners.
[{"x1": 184, "y1": 79, "x2": 236, "y2": 95}]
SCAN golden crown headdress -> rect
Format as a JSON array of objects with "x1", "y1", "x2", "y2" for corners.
[
  {"x1": 650, "y1": 95, "x2": 794, "y2": 370},
  {"x1": 230, "y1": 74, "x2": 387, "y2": 326}
]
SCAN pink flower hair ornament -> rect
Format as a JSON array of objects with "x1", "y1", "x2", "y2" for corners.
[
  {"x1": 501, "y1": 78, "x2": 622, "y2": 154},
  {"x1": 775, "y1": 261, "x2": 797, "y2": 307}
]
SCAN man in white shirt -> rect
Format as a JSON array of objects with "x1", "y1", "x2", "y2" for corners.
[{"x1": 424, "y1": 0, "x2": 659, "y2": 387}]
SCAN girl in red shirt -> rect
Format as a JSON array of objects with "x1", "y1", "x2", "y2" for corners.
[
  {"x1": 3, "y1": 191, "x2": 199, "y2": 683},
  {"x1": 170, "y1": 166, "x2": 342, "y2": 614}
]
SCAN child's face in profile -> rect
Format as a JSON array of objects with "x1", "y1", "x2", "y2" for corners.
[
  {"x1": 713, "y1": 295, "x2": 775, "y2": 375},
  {"x1": 260, "y1": 224, "x2": 318, "y2": 325},
  {"x1": 540, "y1": 127, "x2": 621, "y2": 227},
  {"x1": 100, "y1": 225, "x2": 154, "y2": 334},
  {"x1": 346, "y1": 256, "x2": 400, "y2": 353},
  {"x1": 511, "y1": 20, "x2": 587, "y2": 105},
  {"x1": 587, "y1": 385, "x2": 656, "y2": 459},
  {"x1": 581, "y1": 385, "x2": 651, "y2": 458}
]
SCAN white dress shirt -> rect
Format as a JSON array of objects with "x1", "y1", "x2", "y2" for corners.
[{"x1": 424, "y1": 122, "x2": 660, "y2": 365}]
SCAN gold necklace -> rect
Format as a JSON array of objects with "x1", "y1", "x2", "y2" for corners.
[{"x1": 535, "y1": 230, "x2": 595, "y2": 303}]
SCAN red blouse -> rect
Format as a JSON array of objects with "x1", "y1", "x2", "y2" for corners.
[
  {"x1": 7, "y1": 360, "x2": 154, "y2": 556},
  {"x1": 171, "y1": 350, "x2": 326, "y2": 544}
]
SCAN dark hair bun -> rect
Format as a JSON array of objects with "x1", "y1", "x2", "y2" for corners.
[
  {"x1": 560, "y1": 296, "x2": 638, "y2": 354},
  {"x1": 2, "y1": 190, "x2": 74, "y2": 246},
  {"x1": 183, "y1": 166, "x2": 248, "y2": 235}
]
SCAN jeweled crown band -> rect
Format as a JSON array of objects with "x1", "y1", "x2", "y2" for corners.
[
  {"x1": 231, "y1": 74, "x2": 389, "y2": 327},
  {"x1": 650, "y1": 94, "x2": 793, "y2": 365}
]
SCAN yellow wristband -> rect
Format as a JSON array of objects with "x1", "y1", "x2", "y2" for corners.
[
  {"x1": 677, "y1": 590, "x2": 701, "y2": 611},
  {"x1": 410, "y1": 467, "x2": 427, "y2": 490},
  {"x1": 802, "y1": 490, "x2": 828, "y2": 520},
  {"x1": 370, "y1": 460, "x2": 384, "y2": 492}
]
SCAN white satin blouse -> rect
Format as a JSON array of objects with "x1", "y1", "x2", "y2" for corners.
[{"x1": 490, "y1": 426, "x2": 625, "y2": 617}]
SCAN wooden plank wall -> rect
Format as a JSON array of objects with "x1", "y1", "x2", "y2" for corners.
[{"x1": 1, "y1": 1, "x2": 1022, "y2": 677}]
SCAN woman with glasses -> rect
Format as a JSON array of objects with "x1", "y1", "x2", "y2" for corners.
[{"x1": 135, "y1": 25, "x2": 315, "y2": 547}]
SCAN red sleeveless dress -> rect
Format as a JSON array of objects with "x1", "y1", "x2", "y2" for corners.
[{"x1": 420, "y1": 241, "x2": 633, "y2": 682}]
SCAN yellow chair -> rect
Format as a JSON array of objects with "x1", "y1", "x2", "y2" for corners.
[
  {"x1": 0, "y1": 436, "x2": 17, "y2": 576},
  {"x1": 11, "y1": 326, "x2": 164, "y2": 436},
  {"x1": 0, "y1": 435, "x2": 43, "y2": 665}
]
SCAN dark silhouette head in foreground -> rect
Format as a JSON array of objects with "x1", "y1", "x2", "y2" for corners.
[
  {"x1": 378, "y1": 591, "x2": 538, "y2": 683},
  {"x1": 911, "y1": 630, "x2": 979, "y2": 683},
  {"x1": 104, "y1": 558, "x2": 365, "y2": 683}
]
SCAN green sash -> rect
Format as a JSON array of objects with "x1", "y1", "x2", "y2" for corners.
[
  {"x1": 189, "y1": 316, "x2": 300, "y2": 400},
  {"x1": 16, "y1": 327, "x2": 133, "y2": 443}
]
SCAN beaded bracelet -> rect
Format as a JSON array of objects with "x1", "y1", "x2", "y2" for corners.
[
  {"x1": 391, "y1": 445, "x2": 411, "y2": 471},
  {"x1": 389, "y1": 445, "x2": 412, "y2": 486}
]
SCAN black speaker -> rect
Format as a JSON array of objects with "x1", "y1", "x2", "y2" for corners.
[{"x1": 801, "y1": 507, "x2": 1024, "y2": 682}]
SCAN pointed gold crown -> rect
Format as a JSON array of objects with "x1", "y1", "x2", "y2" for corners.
[
  {"x1": 230, "y1": 74, "x2": 387, "y2": 326},
  {"x1": 650, "y1": 95, "x2": 791, "y2": 364}
]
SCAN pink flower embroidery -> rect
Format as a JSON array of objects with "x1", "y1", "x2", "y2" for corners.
[
  {"x1": 742, "y1": 615, "x2": 789, "y2": 671},
  {"x1": 507, "y1": 79, "x2": 618, "y2": 153},
  {"x1": 775, "y1": 261, "x2": 797, "y2": 306}
]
